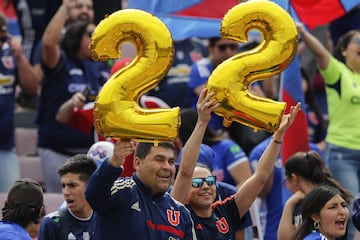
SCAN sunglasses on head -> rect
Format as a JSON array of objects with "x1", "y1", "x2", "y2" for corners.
[
  {"x1": 216, "y1": 43, "x2": 238, "y2": 52},
  {"x1": 191, "y1": 176, "x2": 216, "y2": 188}
]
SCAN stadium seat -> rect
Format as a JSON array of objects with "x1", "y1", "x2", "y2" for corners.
[
  {"x1": 44, "y1": 193, "x2": 64, "y2": 214},
  {"x1": 15, "y1": 127, "x2": 38, "y2": 156},
  {"x1": 18, "y1": 155, "x2": 43, "y2": 184}
]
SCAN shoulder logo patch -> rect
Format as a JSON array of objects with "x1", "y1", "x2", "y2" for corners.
[
  {"x1": 131, "y1": 201, "x2": 141, "y2": 212},
  {"x1": 111, "y1": 178, "x2": 136, "y2": 195}
]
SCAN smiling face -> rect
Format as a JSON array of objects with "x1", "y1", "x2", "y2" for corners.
[
  {"x1": 187, "y1": 166, "x2": 217, "y2": 213},
  {"x1": 135, "y1": 145, "x2": 176, "y2": 195},
  {"x1": 312, "y1": 194, "x2": 349, "y2": 240},
  {"x1": 61, "y1": 173, "x2": 91, "y2": 218}
]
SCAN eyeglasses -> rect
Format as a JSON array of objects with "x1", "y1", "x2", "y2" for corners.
[
  {"x1": 216, "y1": 43, "x2": 238, "y2": 52},
  {"x1": 191, "y1": 176, "x2": 216, "y2": 188}
]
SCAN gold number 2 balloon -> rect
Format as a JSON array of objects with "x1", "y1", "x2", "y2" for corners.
[
  {"x1": 90, "y1": 9, "x2": 180, "y2": 142},
  {"x1": 206, "y1": 0, "x2": 298, "y2": 132}
]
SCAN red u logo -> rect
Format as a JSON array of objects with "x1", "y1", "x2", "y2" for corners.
[
  {"x1": 216, "y1": 217, "x2": 229, "y2": 234},
  {"x1": 167, "y1": 210, "x2": 180, "y2": 226}
]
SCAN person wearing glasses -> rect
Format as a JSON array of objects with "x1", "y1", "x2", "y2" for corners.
[
  {"x1": 36, "y1": 0, "x2": 110, "y2": 193},
  {"x1": 277, "y1": 150, "x2": 352, "y2": 240},
  {"x1": 171, "y1": 88, "x2": 301, "y2": 240},
  {"x1": 0, "y1": 12, "x2": 39, "y2": 192},
  {"x1": 176, "y1": 108, "x2": 253, "y2": 239},
  {"x1": 297, "y1": 22, "x2": 360, "y2": 240}
]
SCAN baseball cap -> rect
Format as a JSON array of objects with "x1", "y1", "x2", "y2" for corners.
[
  {"x1": 177, "y1": 144, "x2": 216, "y2": 169},
  {"x1": 7, "y1": 178, "x2": 43, "y2": 208},
  {"x1": 87, "y1": 141, "x2": 115, "y2": 168}
]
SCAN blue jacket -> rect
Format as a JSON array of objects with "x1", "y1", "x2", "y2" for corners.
[
  {"x1": 0, "y1": 44, "x2": 17, "y2": 150},
  {"x1": 38, "y1": 207, "x2": 95, "y2": 240},
  {"x1": 0, "y1": 221, "x2": 32, "y2": 240},
  {"x1": 86, "y1": 160, "x2": 196, "y2": 240},
  {"x1": 36, "y1": 52, "x2": 109, "y2": 152}
]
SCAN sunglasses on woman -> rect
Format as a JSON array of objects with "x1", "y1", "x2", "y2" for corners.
[{"x1": 191, "y1": 176, "x2": 216, "y2": 188}]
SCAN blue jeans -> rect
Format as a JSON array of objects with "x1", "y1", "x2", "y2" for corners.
[
  {"x1": 326, "y1": 143, "x2": 360, "y2": 240},
  {"x1": 0, "y1": 149, "x2": 20, "y2": 192}
]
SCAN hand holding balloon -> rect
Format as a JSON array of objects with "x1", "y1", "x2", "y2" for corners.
[
  {"x1": 90, "y1": 9, "x2": 180, "y2": 142},
  {"x1": 206, "y1": 0, "x2": 298, "y2": 132}
]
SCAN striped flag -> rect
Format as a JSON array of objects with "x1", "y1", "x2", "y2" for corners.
[
  {"x1": 127, "y1": 0, "x2": 360, "y2": 163},
  {"x1": 127, "y1": 0, "x2": 240, "y2": 40},
  {"x1": 273, "y1": 0, "x2": 360, "y2": 162},
  {"x1": 271, "y1": 0, "x2": 360, "y2": 30},
  {"x1": 280, "y1": 55, "x2": 309, "y2": 163}
]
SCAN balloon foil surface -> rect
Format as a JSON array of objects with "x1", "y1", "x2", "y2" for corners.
[
  {"x1": 90, "y1": 9, "x2": 180, "y2": 141},
  {"x1": 207, "y1": 0, "x2": 298, "y2": 132}
]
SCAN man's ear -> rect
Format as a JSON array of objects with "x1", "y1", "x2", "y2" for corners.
[
  {"x1": 38, "y1": 205, "x2": 45, "y2": 220},
  {"x1": 133, "y1": 156, "x2": 141, "y2": 171}
]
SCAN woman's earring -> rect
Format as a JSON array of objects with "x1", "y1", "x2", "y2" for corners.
[{"x1": 313, "y1": 221, "x2": 320, "y2": 230}]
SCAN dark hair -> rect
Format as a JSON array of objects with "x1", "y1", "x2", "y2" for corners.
[
  {"x1": 285, "y1": 151, "x2": 352, "y2": 203},
  {"x1": 294, "y1": 186, "x2": 346, "y2": 240},
  {"x1": 2, "y1": 179, "x2": 44, "y2": 227},
  {"x1": 179, "y1": 108, "x2": 198, "y2": 145},
  {"x1": 195, "y1": 162, "x2": 213, "y2": 173},
  {"x1": 208, "y1": 37, "x2": 221, "y2": 47},
  {"x1": 57, "y1": 154, "x2": 97, "y2": 183},
  {"x1": 179, "y1": 108, "x2": 224, "y2": 146},
  {"x1": 334, "y1": 30, "x2": 360, "y2": 63},
  {"x1": 301, "y1": 67, "x2": 326, "y2": 143},
  {"x1": 60, "y1": 19, "x2": 90, "y2": 58},
  {"x1": 0, "y1": 12, "x2": 7, "y2": 32},
  {"x1": 2, "y1": 203, "x2": 43, "y2": 227},
  {"x1": 135, "y1": 142, "x2": 174, "y2": 160}
]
